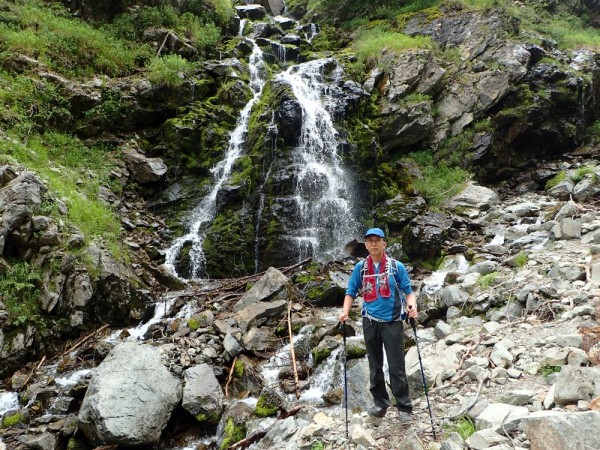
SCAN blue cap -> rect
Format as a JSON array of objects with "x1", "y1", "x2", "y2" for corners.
[{"x1": 364, "y1": 228, "x2": 385, "y2": 238}]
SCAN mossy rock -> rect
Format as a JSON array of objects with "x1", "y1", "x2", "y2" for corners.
[
  {"x1": 161, "y1": 101, "x2": 237, "y2": 175},
  {"x1": 66, "y1": 436, "x2": 92, "y2": 450},
  {"x1": 234, "y1": 359, "x2": 245, "y2": 378},
  {"x1": 254, "y1": 389, "x2": 281, "y2": 417},
  {"x1": 203, "y1": 208, "x2": 255, "y2": 277},
  {"x1": 1, "y1": 411, "x2": 26, "y2": 428},
  {"x1": 196, "y1": 411, "x2": 222, "y2": 426},
  {"x1": 220, "y1": 417, "x2": 247, "y2": 449},
  {"x1": 346, "y1": 341, "x2": 367, "y2": 359},
  {"x1": 312, "y1": 346, "x2": 332, "y2": 366}
]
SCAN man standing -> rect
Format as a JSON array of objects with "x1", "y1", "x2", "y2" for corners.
[{"x1": 338, "y1": 227, "x2": 418, "y2": 422}]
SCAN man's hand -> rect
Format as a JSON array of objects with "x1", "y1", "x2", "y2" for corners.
[{"x1": 407, "y1": 304, "x2": 418, "y2": 319}]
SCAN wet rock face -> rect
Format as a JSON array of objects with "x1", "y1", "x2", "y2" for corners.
[{"x1": 402, "y1": 212, "x2": 454, "y2": 261}]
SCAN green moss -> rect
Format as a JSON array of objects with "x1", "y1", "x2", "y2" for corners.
[
  {"x1": 187, "y1": 318, "x2": 200, "y2": 331},
  {"x1": 571, "y1": 165, "x2": 597, "y2": 183},
  {"x1": 161, "y1": 98, "x2": 236, "y2": 175},
  {"x1": 195, "y1": 412, "x2": 221, "y2": 425},
  {"x1": 306, "y1": 283, "x2": 326, "y2": 301},
  {"x1": 255, "y1": 395, "x2": 278, "y2": 418},
  {"x1": 1, "y1": 412, "x2": 25, "y2": 428},
  {"x1": 513, "y1": 251, "x2": 528, "y2": 268},
  {"x1": 312, "y1": 347, "x2": 332, "y2": 366},
  {"x1": 346, "y1": 343, "x2": 367, "y2": 359},
  {"x1": 220, "y1": 417, "x2": 247, "y2": 449},
  {"x1": 477, "y1": 271, "x2": 499, "y2": 289},
  {"x1": 66, "y1": 437, "x2": 91, "y2": 450},
  {"x1": 545, "y1": 171, "x2": 566, "y2": 190},
  {"x1": 540, "y1": 364, "x2": 561, "y2": 377},
  {"x1": 234, "y1": 359, "x2": 245, "y2": 378},
  {"x1": 203, "y1": 209, "x2": 255, "y2": 277}
]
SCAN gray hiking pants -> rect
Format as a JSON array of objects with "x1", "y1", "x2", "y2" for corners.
[{"x1": 363, "y1": 317, "x2": 412, "y2": 413}]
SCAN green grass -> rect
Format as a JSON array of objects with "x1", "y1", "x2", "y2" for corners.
[
  {"x1": 540, "y1": 364, "x2": 561, "y2": 378},
  {"x1": 0, "y1": 70, "x2": 71, "y2": 132},
  {"x1": 571, "y1": 165, "x2": 597, "y2": 183},
  {"x1": 477, "y1": 271, "x2": 499, "y2": 289},
  {"x1": 404, "y1": 151, "x2": 471, "y2": 207},
  {"x1": 0, "y1": 0, "x2": 151, "y2": 78},
  {"x1": 106, "y1": 6, "x2": 222, "y2": 53},
  {"x1": 352, "y1": 27, "x2": 434, "y2": 65},
  {"x1": 513, "y1": 251, "x2": 528, "y2": 268},
  {"x1": 148, "y1": 54, "x2": 195, "y2": 88},
  {"x1": 444, "y1": 415, "x2": 476, "y2": 440},
  {"x1": 0, "y1": 130, "x2": 124, "y2": 260}
]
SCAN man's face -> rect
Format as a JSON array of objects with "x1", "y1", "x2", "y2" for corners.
[{"x1": 364, "y1": 236, "x2": 386, "y2": 256}]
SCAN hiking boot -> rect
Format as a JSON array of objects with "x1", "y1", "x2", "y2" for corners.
[
  {"x1": 397, "y1": 411, "x2": 412, "y2": 423},
  {"x1": 367, "y1": 405, "x2": 387, "y2": 417}
]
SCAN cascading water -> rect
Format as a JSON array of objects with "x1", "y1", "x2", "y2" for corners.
[
  {"x1": 164, "y1": 33, "x2": 267, "y2": 279},
  {"x1": 275, "y1": 60, "x2": 359, "y2": 260}
]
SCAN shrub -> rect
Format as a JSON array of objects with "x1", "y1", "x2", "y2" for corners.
[
  {"x1": 0, "y1": 262, "x2": 41, "y2": 327},
  {"x1": 404, "y1": 151, "x2": 471, "y2": 207},
  {"x1": 147, "y1": 54, "x2": 195, "y2": 87}
]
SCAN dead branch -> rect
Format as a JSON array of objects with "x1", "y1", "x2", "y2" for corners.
[
  {"x1": 287, "y1": 300, "x2": 300, "y2": 399},
  {"x1": 229, "y1": 405, "x2": 303, "y2": 449},
  {"x1": 229, "y1": 430, "x2": 268, "y2": 450},
  {"x1": 60, "y1": 324, "x2": 110, "y2": 358},
  {"x1": 16, "y1": 355, "x2": 46, "y2": 392},
  {"x1": 225, "y1": 356, "x2": 238, "y2": 399},
  {"x1": 445, "y1": 375, "x2": 487, "y2": 420},
  {"x1": 156, "y1": 30, "x2": 174, "y2": 57},
  {"x1": 278, "y1": 405, "x2": 303, "y2": 419},
  {"x1": 190, "y1": 259, "x2": 313, "y2": 297}
]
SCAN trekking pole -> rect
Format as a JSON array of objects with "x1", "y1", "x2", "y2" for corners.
[
  {"x1": 338, "y1": 321, "x2": 349, "y2": 440},
  {"x1": 410, "y1": 317, "x2": 437, "y2": 440}
]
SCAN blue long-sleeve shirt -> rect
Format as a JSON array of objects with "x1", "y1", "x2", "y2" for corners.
[{"x1": 345, "y1": 257, "x2": 413, "y2": 322}]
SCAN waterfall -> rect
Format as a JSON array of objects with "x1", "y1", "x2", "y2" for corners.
[
  {"x1": 164, "y1": 35, "x2": 267, "y2": 279},
  {"x1": 0, "y1": 391, "x2": 19, "y2": 417},
  {"x1": 276, "y1": 59, "x2": 359, "y2": 261}
]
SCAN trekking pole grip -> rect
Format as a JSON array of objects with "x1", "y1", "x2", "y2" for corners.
[{"x1": 410, "y1": 317, "x2": 417, "y2": 333}]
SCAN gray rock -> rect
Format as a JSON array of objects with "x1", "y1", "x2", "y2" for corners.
[
  {"x1": 78, "y1": 343, "x2": 182, "y2": 446},
  {"x1": 522, "y1": 411, "x2": 600, "y2": 450},
  {"x1": 182, "y1": 363, "x2": 224, "y2": 419},
  {"x1": 554, "y1": 366, "x2": 600, "y2": 405}
]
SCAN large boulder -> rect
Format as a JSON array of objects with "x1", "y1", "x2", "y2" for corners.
[
  {"x1": 78, "y1": 342, "x2": 182, "y2": 446},
  {"x1": 182, "y1": 363, "x2": 225, "y2": 422}
]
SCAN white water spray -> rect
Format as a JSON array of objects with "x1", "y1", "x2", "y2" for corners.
[
  {"x1": 164, "y1": 35, "x2": 267, "y2": 279},
  {"x1": 276, "y1": 59, "x2": 359, "y2": 261}
]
